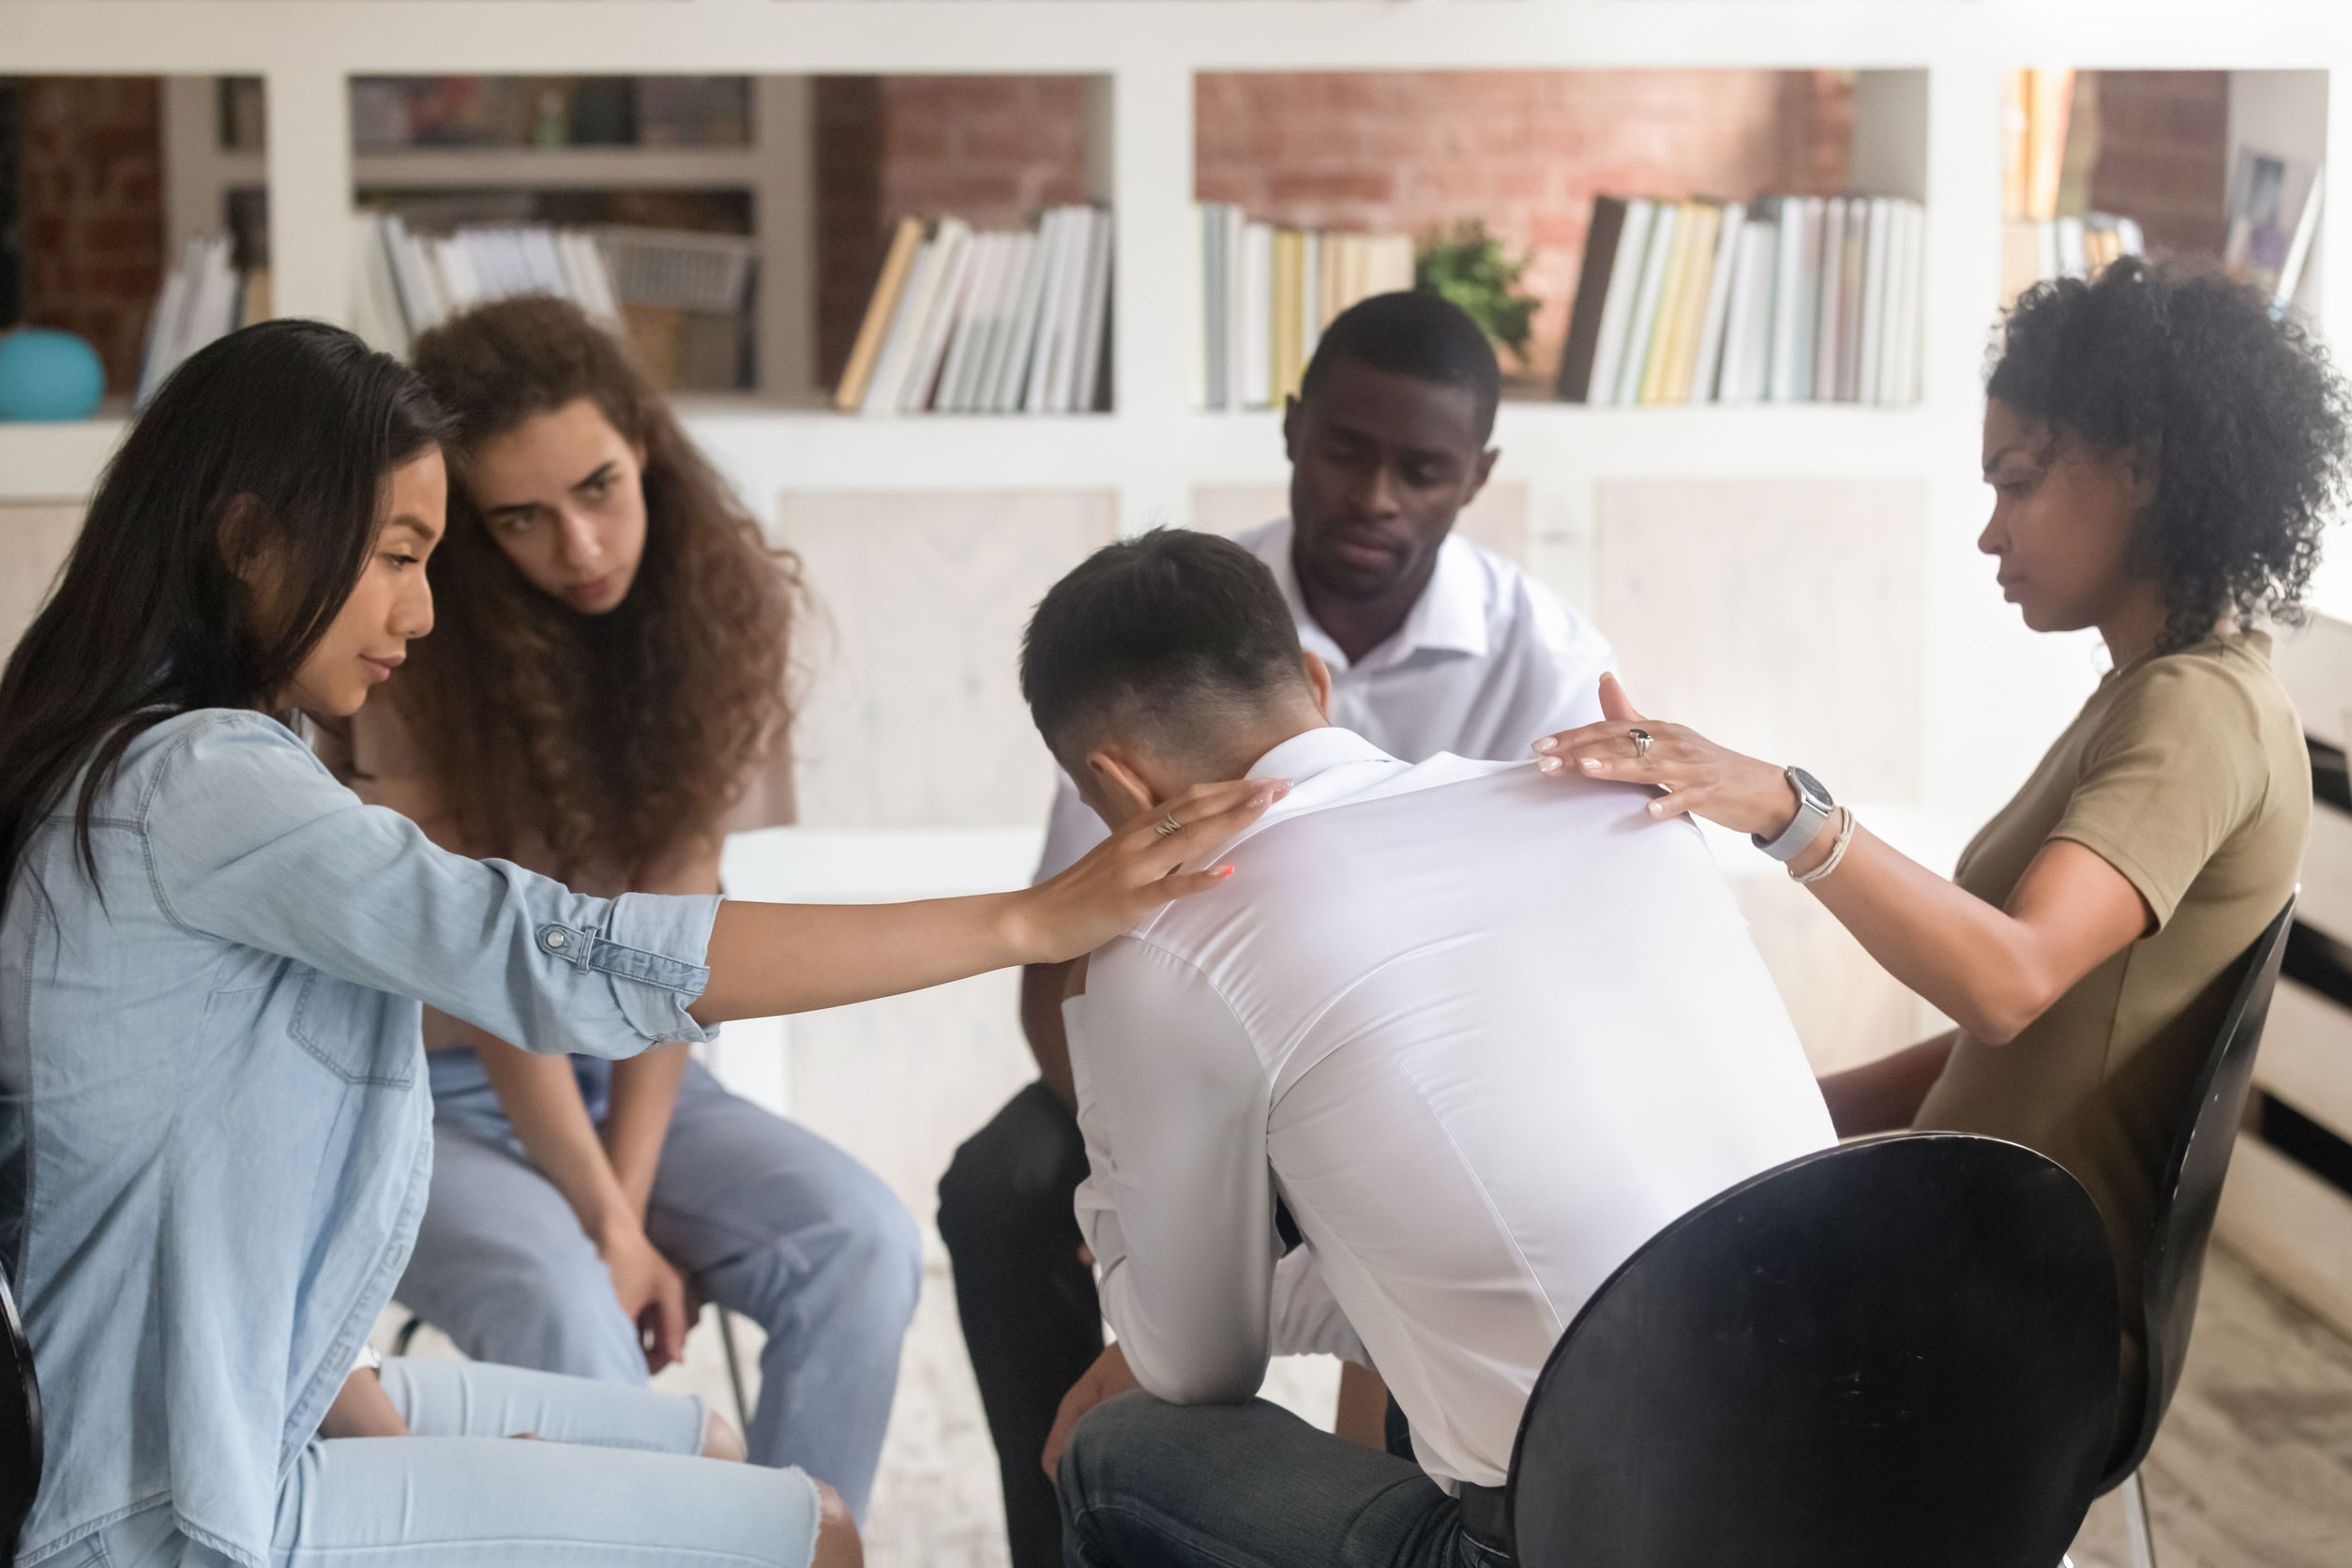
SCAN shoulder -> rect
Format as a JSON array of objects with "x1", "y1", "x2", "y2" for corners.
[
  {"x1": 2099, "y1": 640, "x2": 2291, "y2": 746},
  {"x1": 1230, "y1": 517, "x2": 1291, "y2": 560},
  {"x1": 1450, "y1": 535, "x2": 1613, "y2": 667},
  {"x1": 118, "y1": 709, "x2": 330, "y2": 808}
]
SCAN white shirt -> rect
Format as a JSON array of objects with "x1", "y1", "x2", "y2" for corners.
[
  {"x1": 1065, "y1": 727, "x2": 1834, "y2": 1490},
  {"x1": 1033, "y1": 518, "x2": 1616, "y2": 880}
]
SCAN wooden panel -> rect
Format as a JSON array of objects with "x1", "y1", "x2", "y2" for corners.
[
  {"x1": 2258, "y1": 981, "x2": 2352, "y2": 1148},
  {"x1": 776, "y1": 490, "x2": 1118, "y2": 830},
  {"x1": 1188, "y1": 481, "x2": 1530, "y2": 565},
  {"x1": 1595, "y1": 479, "x2": 1925, "y2": 802},
  {"x1": 2216, "y1": 1135, "x2": 2352, "y2": 1345},
  {"x1": 1727, "y1": 869, "x2": 1936, "y2": 1076},
  {"x1": 2273, "y1": 612, "x2": 2352, "y2": 752},
  {"x1": 0, "y1": 505, "x2": 82, "y2": 661},
  {"x1": 2299, "y1": 807, "x2": 2352, "y2": 949}
]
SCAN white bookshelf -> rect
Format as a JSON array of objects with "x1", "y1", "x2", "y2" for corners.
[{"x1": 0, "y1": 2, "x2": 2344, "y2": 852}]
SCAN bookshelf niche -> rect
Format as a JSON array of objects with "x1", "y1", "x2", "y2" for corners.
[{"x1": 1190, "y1": 68, "x2": 1928, "y2": 413}]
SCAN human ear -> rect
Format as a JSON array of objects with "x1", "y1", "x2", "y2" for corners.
[
  {"x1": 1085, "y1": 749, "x2": 1161, "y2": 828},
  {"x1": 1467, "y1": 444, "x2": 1500, "y2": 503},
  {"x1": 1301, "y1": 650, "x2": 1334, "y2": 718}
]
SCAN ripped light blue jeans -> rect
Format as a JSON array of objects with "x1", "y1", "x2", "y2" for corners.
[{"x1": 274, "y1": 1359, "x2": 819, "y2": 1568}]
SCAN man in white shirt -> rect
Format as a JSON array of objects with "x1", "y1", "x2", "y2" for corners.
[
  {"x1": 937, "y1": 294, "x2": 1615, "y2": 1568},
  {"x1": 1018, "y1": 528, "x2": 1833, "y2": 1567}
]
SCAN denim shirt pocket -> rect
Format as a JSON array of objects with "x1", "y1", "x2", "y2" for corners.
[{"x1": 290, "y1": 969, "x2": 418, "y2": 1088}]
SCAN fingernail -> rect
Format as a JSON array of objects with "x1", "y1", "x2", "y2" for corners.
[
  {"x1": 1579, "y1": 758, "x2": 1603, "y2": 771},
  {"x1": 1537, "y1": 756, "x2": 1562, "y2": 775},
  {"x1": 1264, "y1": 779, "x2": 1291, "y2": 799},
  {"x1": 1532, "y1": 737, "x2": 1558, "y2": 754},
  {"x1": 1215, "y1": 864, "x2": 1235, "y2": 878}
]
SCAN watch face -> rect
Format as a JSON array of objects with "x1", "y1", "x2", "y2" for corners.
[{"x1": 1788, "y1": 767, "x2": 1832, "y2": 812}]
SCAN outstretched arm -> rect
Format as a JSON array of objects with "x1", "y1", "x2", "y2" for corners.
[
  {"x1": 690, "y1": 778, "x2": 1281, "y2": 1025},
  {"x1": 1536, "y1": 676, "x2": 2149, "y2": 1047}
]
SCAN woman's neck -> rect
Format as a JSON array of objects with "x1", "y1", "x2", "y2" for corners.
[{"x1": 2096, "y1": 581, "x2": 2175, "y2": 670}]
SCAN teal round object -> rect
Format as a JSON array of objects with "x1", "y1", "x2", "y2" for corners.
[{"x1": 0, "y1": 329, "x2": 107, "y2": 421}]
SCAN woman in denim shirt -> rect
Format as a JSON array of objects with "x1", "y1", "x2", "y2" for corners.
[{"x1": 0, "y1": 323, "x2": 1275, "y2": 1568}]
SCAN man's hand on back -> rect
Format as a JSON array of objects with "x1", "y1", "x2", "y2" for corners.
[{"x1": 1042, "y1": 1342, "x2": 1139, "y2": 1479}]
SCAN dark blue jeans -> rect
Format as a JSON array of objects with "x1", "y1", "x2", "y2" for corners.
[{"x1": 1058, "y1": 1392, "x2": 1488, "y2": 1568}]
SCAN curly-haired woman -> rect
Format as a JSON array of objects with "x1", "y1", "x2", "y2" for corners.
[
  {"x1": 330, "y1": 296, "x2": 902, "y2": 1516},
  {"x1": 1534, "y1": 260, "x2": 2348, "y2": 1420}
]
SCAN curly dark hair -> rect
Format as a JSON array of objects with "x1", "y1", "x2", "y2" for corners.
[
  {"x1": 1987, "y1": 258, "x2": 2352, "y2": 654},
  {"x1": 396, "y1": 296, "x2": 800, "y2": 880}
]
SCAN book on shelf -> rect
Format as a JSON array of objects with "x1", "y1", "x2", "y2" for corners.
[
  {"x1": 1557, "y1": 190, "x2": 1924, "y2": 408},
  {"x1": 2001, "y1": 68, "x2": 2075, "y2": 223},
  {"x1": 837, "y1": 204, "x2": 1112, "y2": 416},
  {"x1": 136, "y1": 235, "x2": 271, "y2": 406},
  {"x1": 346, "y1": 210, "x2": 625, "y2": 358},
  {"x1": 1191, "y1": 203, "x2": 1414, "y2": 411},
  {"x1": 1997, "y1": 211, "x2": 2148, "y2": 307}
]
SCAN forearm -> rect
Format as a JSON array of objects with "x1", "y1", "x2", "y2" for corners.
[
  {"x1": 468, "y1": 1020, "x2": 636, "y2": 1242},
  {"x1": 690, "y1": 894, "x2": 1032, "y2": 1026},
  {"x1": 1817, "y1": 1032, "x2": 1958, "y2": 1137},
  {"x1": 1796, "y1": 828, "x2": 2078, "y2": 1044},
  {"x1": 1020, "y1": 962, "x2": 1078, "y2": 1109},
  {"x1": 604, "y1": 1042, "x2": 689, "y2": 1216}
]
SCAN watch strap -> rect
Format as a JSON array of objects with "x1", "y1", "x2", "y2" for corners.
[{"x1": 1752, "y1": 768, "x2": 1833, "y2": 863}]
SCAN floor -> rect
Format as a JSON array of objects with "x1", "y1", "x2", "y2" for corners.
[
  {"x1": 382, "y1": 1240, "x2": 2351, "y2": 1568},
  {"x1": 2064, "y1": 1245, "x2": 2352, "y2": 1568}
]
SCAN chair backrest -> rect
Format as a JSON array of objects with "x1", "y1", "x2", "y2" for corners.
[
  {"x1": 0, "y1": 1264, "x2": 40, "y2": 1560},
  {"x1": 1504, "y1": 1133, "x2": 2118, "y2": 1568},
  {"x1": 2109, "y1": 895, "x2": 2296, "y2": 1484}
]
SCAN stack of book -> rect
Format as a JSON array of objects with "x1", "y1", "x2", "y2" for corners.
[
  {"x1": 1190, "y1": 204, "x2": 1416, "y2": 412},
  {"x1": 1557, "y1": 194, "x2": 1925, "y2": 408},
  {"x1": 1998, "y1": 213, "x2": 2148, "y2": 306},
  {"x1": 835, "y1": 205, "x2": 1114, "y2": 416},
  {"x1": 349, "y1": 210, "x2": 624, "y2": 359},
  {"x1": 136, "y1": 235, "x2": 270, "y2": 406}
]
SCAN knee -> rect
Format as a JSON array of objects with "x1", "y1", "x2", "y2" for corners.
[
  {"x1": 1056, "y1": 1391, "x2": 1159, "y2": 1530},
  {"x1": 811, "y1": 1480, "x2": 864, "y2": 1568}
]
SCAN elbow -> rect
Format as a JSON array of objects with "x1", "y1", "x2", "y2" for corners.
[
  {"x1": 1956, "y1": 977, "x2": 2064, "y2": 1048},
  {"x1": 1128, "y1": 1348, "x2": 1265, "y2": 1408}
]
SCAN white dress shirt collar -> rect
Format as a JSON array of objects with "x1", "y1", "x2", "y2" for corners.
[{"x1": 1256, "y1": 520, "x2": 1492, "y2": 676}]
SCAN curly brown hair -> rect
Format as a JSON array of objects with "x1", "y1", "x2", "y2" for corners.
[
  {"x1": 398, "y1": 296, "x2": 799, "y2": 879},
  {"x1": 1988, "y1": 259, "x2": 2352, "y2": 654}
]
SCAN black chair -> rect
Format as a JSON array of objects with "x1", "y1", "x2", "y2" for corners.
[
  {"x1": 1503, "y1": 1132, "x2": 2118, "y2": 1568},
  {"x1": 2085, "y1": 896, "x2": 2297, "y2": 1568},
  {"x1": 0, "y1": 1266, "x2": 43, "y2": 1561}
]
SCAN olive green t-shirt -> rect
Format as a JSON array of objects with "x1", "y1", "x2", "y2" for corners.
[{"x1": 1915, "y1": 631, "x2": 2309, "y2": 1342}]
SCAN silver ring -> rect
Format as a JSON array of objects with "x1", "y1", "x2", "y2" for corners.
[
  {"x1": 1154, "y1": 813, "x2": 1184, "y2": 838},
  {"x1": 1628, "y1": 728, "x2": 1653, "y2": 760}
]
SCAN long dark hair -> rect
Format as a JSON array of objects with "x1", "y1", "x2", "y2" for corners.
[
  {"x1": 1989, "y1": 259, "x2": 2352, "y2": 654},
  {"x1": 0, "y1": 320, "x2": 450, "y2": 909},
  {"x1": 398, "y1": 296, "x2": 797, "y2": 879}
]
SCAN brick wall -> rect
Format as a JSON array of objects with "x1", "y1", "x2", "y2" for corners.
[
  {"x1": 817, "y1": 68, "x2": 1850, "y2": 388},
  {"x1": 815, "y1": 75, "x2": 1089, "y2": 384},
  {"x1": 1197, "y1": 70, "x2": 1855, "y2": 376},
  {"x1": 19, "y1": 77, "x2": 163, "y2": 395},
  {"x1": 2088, "y1": 71, "x2": 2228, "y2": 259}
]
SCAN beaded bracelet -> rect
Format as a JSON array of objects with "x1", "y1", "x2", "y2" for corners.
[{"x1": 1791, "y1": 807, "x2": 1858, "y2": 886}]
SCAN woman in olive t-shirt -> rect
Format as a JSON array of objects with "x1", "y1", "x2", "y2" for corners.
[{"x1": 1533, "y1": 260, "x2": 2349, "y2": 1397}]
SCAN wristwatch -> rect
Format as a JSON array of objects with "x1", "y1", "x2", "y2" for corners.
[{"x1": 1753, "y1": 766, "x2": 1835, "y2": 862}]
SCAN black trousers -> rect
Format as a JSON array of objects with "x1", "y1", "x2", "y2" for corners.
[{"x1": 937, "y1": 1081, "x2": 1103, "y2": 1568}]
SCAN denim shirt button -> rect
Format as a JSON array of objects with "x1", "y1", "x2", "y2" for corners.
[{"x1": 546, "y1": 930, "x2": 568, "y2": 950}]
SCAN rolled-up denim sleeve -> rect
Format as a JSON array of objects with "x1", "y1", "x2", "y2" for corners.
[{"x1": 143, "y1": 713, "x2": 717, "y2": 1057}]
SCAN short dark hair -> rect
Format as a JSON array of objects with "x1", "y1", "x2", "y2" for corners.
[
  {"x1": 1987, "y1": 258, "x2": 2352, "y2": 653},
  {"x1": 1298, "y1": 291, "x2": 1501, "y2": 439},
  {"x1": 1021, "y1": 529, "x2": 1305, "y2": 758}
]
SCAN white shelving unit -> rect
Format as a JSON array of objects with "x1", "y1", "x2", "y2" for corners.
[{"x1": 0, "y1": 1, "x2": 2344, "y2": 862}]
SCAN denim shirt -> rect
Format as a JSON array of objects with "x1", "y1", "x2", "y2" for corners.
[{"x1": 0, "y1": 710, "x2": 721, "y2": 1567}]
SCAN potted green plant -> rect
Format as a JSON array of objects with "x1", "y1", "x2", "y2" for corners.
[{"x1": 1416, "y1": 219, "x2": 1539, "y2": 369}]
